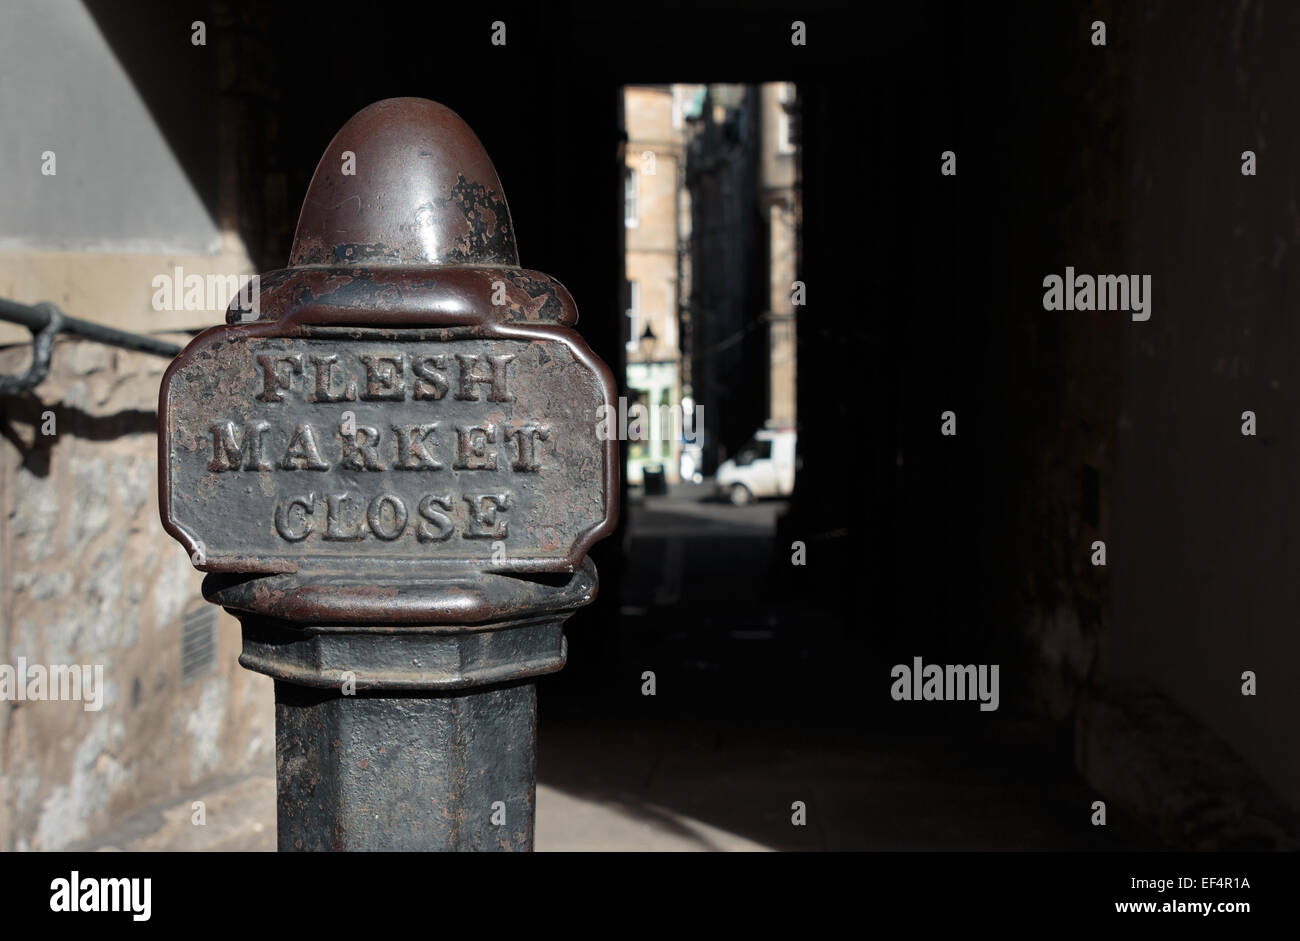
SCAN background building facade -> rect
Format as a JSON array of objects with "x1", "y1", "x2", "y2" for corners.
[{"x1": 623, "y1": 85, "x2": 693, "y2": 485}]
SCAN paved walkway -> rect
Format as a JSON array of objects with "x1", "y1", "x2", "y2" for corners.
[
  {"x1": 74, "y1": 769, "x2": 771, "y2": 852},
  {"x1": 74, "y1": 703, "x2": 1161, "y2": 852}
]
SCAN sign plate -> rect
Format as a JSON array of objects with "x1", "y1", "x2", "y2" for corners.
[{"x1": 161, "y1": 326, "x2": 616, "y2": 575}]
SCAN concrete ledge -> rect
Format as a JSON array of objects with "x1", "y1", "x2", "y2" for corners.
[{"x1": 1076, "y1": 683, "x2": 1300, "y2": 851}]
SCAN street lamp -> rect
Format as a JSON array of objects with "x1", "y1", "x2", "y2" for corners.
[{"x1": 639, "y1": 322, "x2": 657, "y2": 360}]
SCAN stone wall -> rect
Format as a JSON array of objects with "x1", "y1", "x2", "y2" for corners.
[
  {"x1": 1104, "y1": 0, "x2": 1300, "y2": 815},
  {"x1": 0, "y1": 336, "x2": 273, "y2": 850}
]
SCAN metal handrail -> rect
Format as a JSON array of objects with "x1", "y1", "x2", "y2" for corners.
[{"x1": 0, "y1": 298, "x2": 181, "y2": 395}]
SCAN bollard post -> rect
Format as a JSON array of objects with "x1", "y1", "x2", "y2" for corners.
[{"x1": 158, "y1": 98, "x2": 618, "y2": 851}]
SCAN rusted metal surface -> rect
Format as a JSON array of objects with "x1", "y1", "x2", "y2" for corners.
[
  {"x1": 159, "y1": 99, "x2": 617, "y2": 580},
  {"x1": 163, "y1": 328, "x2": 613, "y2": 575},
  {"x1": 275, "y1": 681, "x2": 538, "y2": 851},
  {"x1": 204, "y1": 554, "x2": 598, "y2": 627},
  {"x1": 158, "y1": 97, "x2": 618, "y2": 851}
]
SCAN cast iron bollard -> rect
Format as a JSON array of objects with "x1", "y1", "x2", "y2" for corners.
[{"x1": 158, "y1": 98, "x2": 618, "y2": 851}]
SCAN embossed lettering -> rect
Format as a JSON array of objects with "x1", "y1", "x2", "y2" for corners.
[
  {"x1": 367, "y1": 493, "x2": 408, "y2": 540},
  {"x1": 453, "y1": 423, "x2": 498, "y2": 471},
  {"x1": 394, "y1": 423, "x2": 442, "y2": 470},
  {"x1": 197, "y1": 339, "x2": 599, "y2": 561},
  {"x1": 256, "y1": 353, "x2": 301, "y2": 403},
  {"x1": 454, "y1": 353, "x2": 514, "y2": 402},
  {"x1": 360, "y1": 354, "x2": 406, "y2": 401},
  {"x1": 208, "y1": 420, "x2": 272, "y2": 471},
  {"x1": 506, "y1": 422, "x2": 550, "y2": 472},
  {"x1": 340, "y1": 425, "x2": 385, "y2": 471},
  {"x1": 324, "y1": 493, "x2": 365, "y2": 540},
  {"x1": 309, "y1": 354, "x2": 358, "y2": 403},
  {"x1": 463, "y1": 492, "x2": 510, "y2": 539},
  {"x1": 417, "y1": 494, "x2": 455, "y2": 542},
  {"x1": 275, "y1": 493, "x2": 316, "y2": 541},
  {"x1": 412, "y1": 355, "x2": 450, "y2": 400},
  {"x1": 280, "y1": 423, "x2": 330, "y2": 470}
]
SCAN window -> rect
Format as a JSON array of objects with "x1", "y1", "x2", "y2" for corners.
[
  {"x1": 624, "y1": 168, "x2": 639, "y2": 227},
  {"x1": 735, "y1": 439, "x2": 772, "y2": 466},
  {"x1": 777, "y1": 83, "x2": 796, "y2": 155},
  {"x1": 628, "y1": 389, "x2": 650, "y2": 460},
  {"x1": 673, "y1": 84, "x2": 705, "y2": 127},
  {"x1": 663, "y1": 279, "x2": 677, "y2": 349},
  {"x1": 625, "y1": 280, "x2": 640, "y2": 351}
]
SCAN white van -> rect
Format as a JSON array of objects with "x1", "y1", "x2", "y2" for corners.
[{"x1": 715, "y1": 427, "x2": 796, "y2": 505}]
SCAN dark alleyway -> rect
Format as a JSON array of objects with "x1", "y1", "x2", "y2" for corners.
[{"x1": 538, "y1": 484, "x2": 1165, "y2": 851}]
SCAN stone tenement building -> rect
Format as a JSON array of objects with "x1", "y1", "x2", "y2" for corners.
[
  {"x1": 680, "y1": 84, "x2": 800, "y2": 475},
  {"x1": 623, "y1": 83, "x2": 800, "y2": 484},
  {"x1": 622, "y1": 85, "x2": 693, "y2": 485}
]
